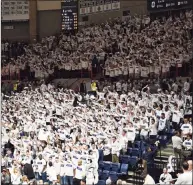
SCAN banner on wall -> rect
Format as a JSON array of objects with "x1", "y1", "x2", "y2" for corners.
[
  {"x1": 87, "y1": 0, "x2": 97, "y2": 14},
  {"x1": 112, "y1": 0, "x2": 121, "y2": 10},
  {"x1": 104, "y1": 0, "x2": 112, "y2": 11},
  {"x1": 79, "y1": 0, "x2": 88, "y2": 15},
  {"x1": 95, "y1": 0, "x2": 104, "y2": 12},
  {"x1": 1, "y1": 0, "x2": 29, "y2": 21},
  {"x1": 79, "y1": 0, "x2": 120, "y2": 15}
]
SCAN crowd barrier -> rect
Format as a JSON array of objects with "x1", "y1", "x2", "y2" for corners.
[{"x1": 1, "y1": 62, "x2": 192, "y2": 81}]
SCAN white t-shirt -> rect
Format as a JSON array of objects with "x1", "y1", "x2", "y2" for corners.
[
  {"x1": 183, "y1": 139, "x2": 192, "y2": 150},
  {"x1": 181, "y1": 124, "x2": 192, "y2": 135},
  {"x1": 64, "y1": 161, "x2": 75, "y2": 176},
  {"x1": 57, "y1": 129, "x2": 66, "y2": 140},
  {"x1": 75, "y1": 165, "x2": 85, "y2": 180},
  {"x1": 36, "y1": 158, "x2": 46, "y2": 173}
]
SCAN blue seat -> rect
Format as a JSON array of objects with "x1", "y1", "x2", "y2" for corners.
[
  {"x1": 99, "y1": 161, "x2": 104, "y2": 170},
  {"x1": 130, "y1": 156, "x2": 138, "y2": 167},
  {"x1": 134, "y1": 141, "x2": 141, "y2": 149},
  {"x1": 119, "y1": 163, "x2": 128, "y2": 175},
  {"x1": 158, "y1": 135, "x2": 168, "y2": 147},
  {"x1": 100, "y1": 170, "x2": 109, "y2": 180},
  {"x1": 109, "y1": 171, "x2": 118, "y2": 182},
  {"x1": 111, "y1": 163, "x2": 120, "y2": 172},
  {"x1": 97, "y1": 180, "x2": 106, "y2": 185},
  {"x1": 120, "y1": 155, "x2": 130, "y2": 164},
  {"x1": 103, "y1": 161, "x2": 112, "y2": 171},
  {"x1": 131, "y1": 148, "x2": 140, "y2": 157},
  {"x1": 98, "y1": 169, "x2": 102, "y2": 177},
  {"x1": 127, "y1": 148, "x2": 132, "y2": 155}
]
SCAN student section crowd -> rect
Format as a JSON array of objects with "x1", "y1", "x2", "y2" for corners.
[
  {"x1": 1, "y1": 10, "x2": 193, "y2": 80},
  {"x1": 1, "y1": 77, "x2": 193, "y2": 185}
]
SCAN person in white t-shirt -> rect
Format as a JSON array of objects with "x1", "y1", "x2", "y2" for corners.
[
  {"x1": 62, "y1": 156, "x2": 75, "y2": 185},
  {"x1": 57, "y1": 125, "x2": 66, "y2": 143},
  {"x1": 73, "y1": 160, "x2": 85, "y2": 185},
  {"x1": 180, "y1": 119, "x2": 192, "y2": 137},
  {"x1": 35, "y1": 154, "x2": 47, "y2": 182},
  {"x1": 149, "y1": 118, "x2": 158, "y2": 139},
  {"x1": 182, "y1": 134, "x2": 192, "y2": 151},
  {"x1": 183, "y1": 78, "x2": 190, "y2": 93},
  {"x1": 46, "y1": 161, "x2": 57, "y2": 184},
  {"x1": 158, "y1": 113, "x2": 167, "y2": 135},
  {"x1": 85, "y1": 158, "x2": 98, "y2": 185},
  {"x1": 159, "y1": 168, "x2": 173, "y2": 185},
  {"x1": 54, "y1": 156, "x2": 61, "y2": 181}
]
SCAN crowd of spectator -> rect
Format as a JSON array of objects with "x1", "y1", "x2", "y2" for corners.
[
  {"x1": 1, "y1": 76, "x2": 193, "y2": 185},
  {"x1": 1, "y1": 10, "x2": 193, "y2": 80}
]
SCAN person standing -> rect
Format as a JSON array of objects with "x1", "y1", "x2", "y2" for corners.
[
  {"x1": 111, "y1": 136, "x2": 121, "y2": 163},
  {"x1": 158, "y1": 113, "x2": 167, "y2": 135},
  {"x1": 85, "y1": 159, "x2": 98, "y2": 185},
  {"x1": 23, "y1": 161, "x2": 35, "y2": 181},
  {"x1": 172, "y1": 131, "x2": 183, "y2": 163},
  {"x1": 80, "y1": 80, "x2": 87, "y2": 95},
  {"x1": 91, "y1": 80, "x2": 97, "y2": 97},
  {"x1": 35, "y1": 154, "x2": 47, "y2": 182},
  {"x1": 46, "y1": 162, "x2": 57, "y2": 185},
  {"x1": 63, "y1": 156, "x2": 74, "y2": 185},
  {"x1": 73, "y1": 160, "x2": 85, "y2": 185},
  {"x1": 183, "y1": 78, "x2": 190, "y2": 93}
]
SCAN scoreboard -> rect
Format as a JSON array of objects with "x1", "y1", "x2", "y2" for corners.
[
  {"x1": 147, "y1": 0, "x2": 192, "y2": 12},
  {"x1": 61, "y1": 0, "x2": 78, "y2": 31}
]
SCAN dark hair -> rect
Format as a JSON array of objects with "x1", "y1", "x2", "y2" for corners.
[
  {"x1": 182, "y1": 161, "x2": 189, "y2": 170},
  {"x1": 174, "y1": 131, "x2": 180, "y2": 136},
  {"x1": 161, "y1": 113, "x2": 165, "y2": 116}
]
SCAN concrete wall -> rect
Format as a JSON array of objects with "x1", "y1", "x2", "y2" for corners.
[
  {"x1": 37, "y1": 10, "x2": 61, "y2": 39},
  {"x1": 1, "y1": 21, "x2": 30, "y2": 41}
]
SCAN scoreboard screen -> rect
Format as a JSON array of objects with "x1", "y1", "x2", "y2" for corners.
[
  {"x1": 147, "y1": 0, "x2": 192, "y2": 12},
  {"x1": 61, "y1": 0, "x2": 78, "y2": 31}
]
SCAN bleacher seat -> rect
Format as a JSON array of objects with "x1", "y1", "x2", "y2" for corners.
[
  {"x1": 158, "y1": 135, "x2": 168, "y2": 147},
  {"x1": 119, "y1": 163, "x2": 128, "y2": 175},
  {"x1": 98, "y1": 169, "x2": 102, "y2": 177},
  {"x1": 129, "y1": 156, "x2": 138, "y2": 168},
  {"x1": 109, "y1": 171, "x2": 118, "y2": 182},
  {"x1": 127, "y1": 148, "x2": 132, "y2": 155},
  {"x1": 103, "y1": 161, "x2": 112, "y2": 171},
  {"x1": 111, "y1": 163, "x2": 120, "y2": 172},
  {"x1": 120, "y1": 155, "x2": 130, "y2": 163},
  {"x1": 97, "y1": 180, "x2": 106, "y2": 185},
  {"x1": 131, "y1": 148, "x2": 140, "y2": 157},
  {"x1": 100, "y1": 170, "x2": 109, "y2": 180},
  {"x1": 134, "y1": 141, "x2": 141, "y2": 149},
  {"x1": 99, "y1": 161, "x2": 104, "y2": 170}
]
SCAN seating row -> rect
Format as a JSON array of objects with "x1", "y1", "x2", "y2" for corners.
[{"x1": 98, "y1": 163, "x2": 129, "y2": 181}]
